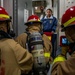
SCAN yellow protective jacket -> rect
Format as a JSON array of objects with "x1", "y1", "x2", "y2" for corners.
[
  {"x1": 51, "y1": 52, "x2": 75, "y2": 75},
  {"x1": 0, "y1": 38, "x2": 33, "y2": 75},
  {"x1": 15, "y1": 33, "x2": 52, "y2": 63}
]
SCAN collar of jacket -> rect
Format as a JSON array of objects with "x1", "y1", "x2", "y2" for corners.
[
  {"x1": 0, "y1": 30, "x2": 12, "y2": 39},
  {"x1": 44, "y1": 15, "x2": 53, "y2": 19}
]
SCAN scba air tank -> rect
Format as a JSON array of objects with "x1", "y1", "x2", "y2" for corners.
[{"x1": 28, "y1": 32, "x2": 46, "y2": 74}]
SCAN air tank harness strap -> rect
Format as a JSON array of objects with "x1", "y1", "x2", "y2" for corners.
[{"x1": 53, "y1": 55, "x2": 66, "y2": 64}]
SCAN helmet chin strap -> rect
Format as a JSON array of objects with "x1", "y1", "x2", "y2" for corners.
[
  {"x1": 6, "y1": 21, "x2": 15, "y2": 37},
  {"x1": 9, "y1": 22, "x2": 13, "y2": 31}
]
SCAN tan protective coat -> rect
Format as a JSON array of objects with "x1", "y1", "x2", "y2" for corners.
[
  {"x1": 0, "y1": 38, "x2": 33, "y2": 75},
  {"x1": 51, "y1": 52, "x2": 75, "y2": 75}
]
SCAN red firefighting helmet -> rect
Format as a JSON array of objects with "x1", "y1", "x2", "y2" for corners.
[
  {"x1": 61, "y1": 6, "x2": 75, "y2": 29},
  {"x1": 0, "y1": 6, "x2": 10, "y2": 21},
  {"x1": 25, "y1": 15, "x2": 42, "y2": 25}
]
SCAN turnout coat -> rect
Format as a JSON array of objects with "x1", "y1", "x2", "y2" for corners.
[
  {"x1": 51, "y1": 52, "x2": 75, "y2": 75},
  {"x1": 0, "y1": 38, "x2": 33, "y2": 75}
]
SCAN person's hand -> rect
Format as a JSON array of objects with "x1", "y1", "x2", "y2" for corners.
[{"x1": 61, "y1": 46, "x2": 69, "y2": 56}]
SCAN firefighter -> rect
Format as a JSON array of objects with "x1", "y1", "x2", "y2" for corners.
[
  {"x1": 51, "y1": 6, "x2": 75, "y2": 75},
  {"x1": 15, "y1": 15, "x2": 52, "y2": 75},
  {"x1": 0, "y1": 6, "x2": 33, "y2": 75}
]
